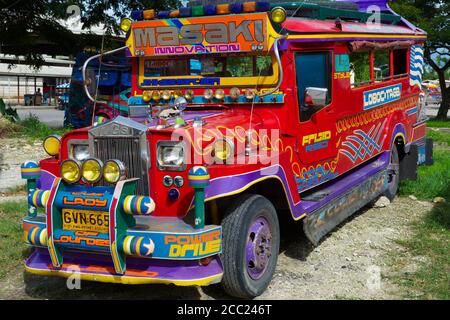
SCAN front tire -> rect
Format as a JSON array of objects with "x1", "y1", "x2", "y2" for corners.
[{"x1": 221, "y1": 194, "x2": 280, "y2": 299}]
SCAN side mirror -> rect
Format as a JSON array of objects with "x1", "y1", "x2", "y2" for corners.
[{"x1": 304, "y1": 87, "x2": 328, "y2": 108}]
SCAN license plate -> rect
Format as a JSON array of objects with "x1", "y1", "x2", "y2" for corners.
[{"x1": 62, "y1": 209, "x2": 109, "y2": 234}]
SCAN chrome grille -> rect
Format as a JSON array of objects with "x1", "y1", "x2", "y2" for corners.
[{"x1": 93, "y1": 137, "x2": 148, "y2": 195}]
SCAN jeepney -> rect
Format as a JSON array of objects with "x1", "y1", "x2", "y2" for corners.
[{"x1": 21, "y1": 0, "x2": 432, "y2": 298}]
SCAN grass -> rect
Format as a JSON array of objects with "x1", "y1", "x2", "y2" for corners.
[
  {"x1": 0, "y1": 201, "x2": 29, "y2": 280},
  {"x1": 426, "y1": 119, "x2": 450, "y2": 128},
  {"x1": 427, "y1": 129, "x2": 450, "y2": 147},
  {"x1": 0, "y1": 114, "x2": 69, "y2": 142},
  {"x1": 399, "y1": 150, "x2": 450, "y2": 200},
  {"x1": 394, "y1": 129, "x2": 450, "y2": 299}
]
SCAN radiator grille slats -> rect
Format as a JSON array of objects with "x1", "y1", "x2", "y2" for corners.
[{"x1": 93, "y1": 137, "x2": 148, "y2": 195}]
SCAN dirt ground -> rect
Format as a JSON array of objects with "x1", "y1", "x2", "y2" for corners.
[
  {"x1": 0, "y1": 194, "x2": 431, "y2": 300},
  {"x1": 0, "y1": 137, "x2": 433, "y2": 300}
]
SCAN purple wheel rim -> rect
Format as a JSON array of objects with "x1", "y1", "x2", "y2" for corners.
[{"x1": 246, "y1": 216, "x2": 272, "y2": 280}]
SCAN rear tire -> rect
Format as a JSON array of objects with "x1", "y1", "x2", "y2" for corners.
[
  {"x1": 221, "y1": 194, "x2": 280, "y2": 299},
  {"x1": 384, "y1": 146, "x2": 400, "y2": 201}
]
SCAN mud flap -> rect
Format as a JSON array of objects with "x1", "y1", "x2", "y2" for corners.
[
  {"x1": 400, "y1": 145, "x2": 418, "y2": 181},
  {"x1": 303, "y1": 170, "x2": 388, "y2": 246}
]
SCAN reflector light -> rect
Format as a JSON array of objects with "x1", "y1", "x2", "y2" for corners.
[
  {"x1": 230, "y1": 3, "x2": 243, "y2": 13},
  {"x1": 143, "y1": 9, "x2": 155, "y2": 20},
  {"x1": 204, "y1": 4, "x2": 216, "y2": 15},
  {"x1": 131, "y1": 10, "x2": 143, "y2": 21},
  {"x1": 157, "y1": 10, "x2": 170, "y2": 19},
  {"x1": 243, "y1": 2, "x2": 256, "y2": 12},
  {"x1": 256, "y1": 1, "x2": 270, "y2": 12},
  {"x1": 192, "y1": 5, "x2": 204, "y2": 16},
  {"x1": 179, "y1": 7, "x2": 192, "y2": 17},
  {"x1": 216, "y1": 4, "x2": 229, "y2": 14},
  {"x1": 169, "y1": 10, "x2": 180, "y2": 18}
]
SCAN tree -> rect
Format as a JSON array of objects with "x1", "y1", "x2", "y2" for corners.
[
  {"x1": 0, "y1": 0, "x2": 180, "y2": 68},
  {"x1": 390, "y1": 0, "x2": 450, "y2": 119}
]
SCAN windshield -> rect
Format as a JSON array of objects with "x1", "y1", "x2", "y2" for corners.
[{"x1": 138, "y1": 53, "x2": 276, "y2": 88}]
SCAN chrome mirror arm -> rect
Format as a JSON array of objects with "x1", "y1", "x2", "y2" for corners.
[
  {"x1": 82, "y1": 46, "x2": 128, "y2": 103},
  {"x1": 259, "y1": 35, "x2": 287, "y2": 97}
]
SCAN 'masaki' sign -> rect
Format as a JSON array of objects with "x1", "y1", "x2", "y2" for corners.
[
  {"x1": 129, "y1": 13, "x2": 268, "y2": 56},
  {"x1": 363, "y1": 84, "x2": 402, "y2": 110}
]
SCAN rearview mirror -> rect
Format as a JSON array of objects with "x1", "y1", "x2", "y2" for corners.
[{"x1": 304, "y1": 87, "x2": 328, "y2": 108}]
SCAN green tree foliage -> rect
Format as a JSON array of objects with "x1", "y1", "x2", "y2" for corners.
[
  {"x1": 0, "y1": 0, "x2": 180, "y2": 68},
  {"x1": 390, "y1": 0, "x2": 450, "y2": 119}
]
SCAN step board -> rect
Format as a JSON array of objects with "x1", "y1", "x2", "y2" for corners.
[{"x1": 301, "y1": 152, "x2": 390, "y2": 245}]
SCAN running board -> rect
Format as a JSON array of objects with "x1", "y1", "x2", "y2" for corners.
[{"x1": 302, "y1": 153, "x2": 390, "y2": 246}]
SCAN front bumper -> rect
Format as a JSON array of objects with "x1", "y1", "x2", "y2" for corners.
[{"x1": 22, "y1": 176, "x2": 223, "y2": 286}]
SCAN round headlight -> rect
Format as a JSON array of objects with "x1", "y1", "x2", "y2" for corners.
[
  {"x1": 81, "y1": 158, "x2": 103, "y2": 183},
  {"x1": 245, "y1": 88, "x2": 256, "y2": 100},
  {"x1": 152, "y1": 90, "x2": 161, "y2": 102},
  {"x1": 230, "y1": 87, "x2": 240, "y2": 100},
  {"x1": 204, "y1": 89, "x2": 213, "y2": 100},
  {"x1": 162, "y1": 90, "x2": 172, "y2": 101},
  {"x1": 61, "y1": 159, "x2": 81, "y2": 184},
  {"x1": 142, "y1": 90, "x2": 152, "y2": 102},
  {"x1": 120, "y1": 18, "x2": 132, "y2": 32},
  {"x1": 43, "y1": 135, "x2": 61, "y2": 156},
  {"x1": 184, "y1": 89, "x2": 194, "y2": 101},
  {"x1": 271, "y1": 7, "x2": 286, "y2": 23},
  {"x1": 104, "y1": 160, "x2": 127, "y2": 184},
  {"x1": 173, "y1": 90, "x2": 182, "y2": 99},
  {"x1": 213, "y1": 138, "x2": 234, "y2": 161},
  {"x1": 215, "y1": 89, "x2": 225, "y2": 100}
]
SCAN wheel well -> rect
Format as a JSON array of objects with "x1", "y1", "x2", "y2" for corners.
[{"x1": 205, "y1": 178, "x2": 293, "y2": 226}]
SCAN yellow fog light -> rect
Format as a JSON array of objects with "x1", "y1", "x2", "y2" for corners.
[
  {"x1": 230, "y1": 87, "x2": 240, "y2": 100},
  {"x1": 61, "y1": 159, "x2": 81, "y2": 184},
  {"x1": 213, "y1": 138, "x2": 234, "y2": 162},
  {"x1": 271, "y1": 7, "x2": 286, "y2": 24},
  {"x1": 120, "y1": 18, "x2": 132, "y2": 32},
  {"x1": 184, "y1": 89, "x2": 194, "y2": 101},
  {"x1": 152, "y1": 90, "x2": 161, "y2": 102},
  {"x1": 214, "y1": 89, "x2": 225, "y2": 100},
  {"x1": 204, "y1": 89, "x2": 213, "y2": 100},
  {"x1": 142, "y1": 90, "x2": 152, "y2": 102},
  {"x1": 81, "y1": 158, "x2": 103, "y2": 183},
  {"x1": 104, "y1": 160, "x2": 127, "y2": 184},
  {"x1": 162, "y1": 90, "x2": 172, "y2": 101},
  {"x1": 43, "y1": 135, "x2": 61, "y2": 156},
  {"x1": 173, "y1": 90, "x2": 182, "y2": 99}
]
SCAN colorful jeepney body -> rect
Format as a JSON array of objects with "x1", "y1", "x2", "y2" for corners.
[{"x1": 22, "y1": 1, "x2": 431, "y2": 297}]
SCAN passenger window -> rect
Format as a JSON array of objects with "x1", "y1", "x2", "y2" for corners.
[
  {"x1": 350, "y1": 52, "x2": 371, "y2": 87},
  {"x1": 295, "y1": 52, "x2": 331, "y2": 122},
  {"x1": 374, "y1": 49, "x2": 390, "y2": 81},
  {"x1": 393, "y1": 48, "x2": 408, "y2": 77}
]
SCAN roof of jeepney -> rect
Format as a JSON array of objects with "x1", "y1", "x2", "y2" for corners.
[{"x1": 282, "y1": 18, "x2": 426, "y2": 36}]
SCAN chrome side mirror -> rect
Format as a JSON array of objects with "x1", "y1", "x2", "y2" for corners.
[{"x1": 304, "y1": 87, "x2": 328, "y2": 108}]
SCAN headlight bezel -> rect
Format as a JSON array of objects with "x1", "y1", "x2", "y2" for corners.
[
  {"x1": 104, "y1": 159, "x2": 127, "y2": 184},
  {"x1": 81, "y1": 158, "x2": 104, "y2": 184},
  {"x1": 213, "y1": 138, "x2": 235, "y2": 162},
  {"x1": 157, "y1": 141, "x2": 186, "y2": 171},
  {"x1": 60, "y1": 159, "x2": 82, "y2": 184},
  {"x1": 43, "y1": 134, "x2": 61, "y2": 157}
]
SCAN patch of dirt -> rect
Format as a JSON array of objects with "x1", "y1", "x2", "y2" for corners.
[
  {"x1": 0, "y1": 196, "x2": 432, "y2": 300},
  {"x1": 0, "y1": 138, "x2": 46, "y2": 192}
]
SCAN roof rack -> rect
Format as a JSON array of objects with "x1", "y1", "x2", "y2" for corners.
[{"x1": 272, "y1": 2, "x2": 401, "y2": 25}]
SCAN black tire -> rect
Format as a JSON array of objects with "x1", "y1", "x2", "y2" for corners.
[
  {"x1": 221, "y1": 194, "x2": 280, "y2": 299},
  {"x1": 384, "y1": 146, "x2": 400, "y2": 201}
]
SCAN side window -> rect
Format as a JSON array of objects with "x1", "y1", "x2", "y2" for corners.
[
  {"x1": 295, "y1": 52, "x2": 331, "y2": 122},
  {"x1": 350, "y1": 52, "x2": 371, "y2": 87},
  {"x1": 393, "y1": 48, "x2": 408, "y2": 77},
  {"x1": 374, "y1": 49, "x2": 390, "y2": 81}
]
